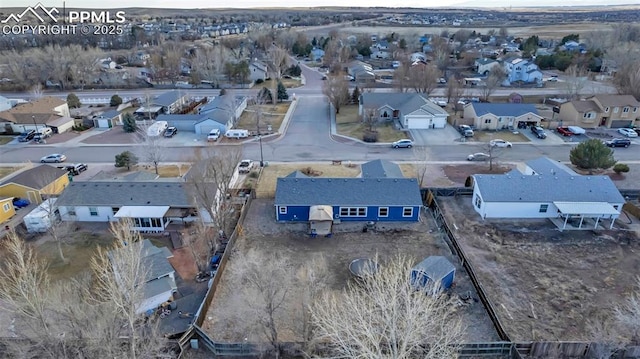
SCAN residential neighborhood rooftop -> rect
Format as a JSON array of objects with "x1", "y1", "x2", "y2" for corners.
[
  {"x1": 473, "y1": 174, "x2": 624, "y2": 203},
  {"x1": 153, "y1": 90, "x2": 185, "y2": 107},
  {"x1": 55, "y1": 181, "x2": 193, "y2": 207},
  {"x1": 1, "y1": 165, "x2": 67, "y2": 189},
  {"x1": 525, "y1": 157, "x2": 577, "y2": 177},
  {"x1": 275, "y1": 177, "x2": 422, "y2": 207},
  {"x1": 361, "y1": 159, "x2": 404, "y2": 178},
  {"x1": 469, "y1": 103, "x2": 539, "y2": 117}
]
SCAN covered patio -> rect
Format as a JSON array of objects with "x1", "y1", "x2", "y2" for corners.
[
  {"x1": 114, "y1": 205, "x2": 170, "y2": 232},
  {"x1": 553, "y1": 201, "x2": 620, "y2": 231}
]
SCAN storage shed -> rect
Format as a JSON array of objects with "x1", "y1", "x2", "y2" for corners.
[
  {"x1": 410, "y1": 256, "x2": 456, "y2": 293},
  {"x1": 23, "y1": 198, "x2": 57, "y2": 233}
]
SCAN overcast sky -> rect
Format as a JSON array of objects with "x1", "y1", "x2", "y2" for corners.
[{"x1": 3, "y1": 0, "x2": 632, "y2": 9}]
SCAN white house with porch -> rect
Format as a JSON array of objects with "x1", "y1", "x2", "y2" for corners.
[
  {"x1": 470, "y1": 157, "x2": 624, "y2": 230},
  {"x1": 55, "y1": 181, "x2": 212, "y2": 232}
]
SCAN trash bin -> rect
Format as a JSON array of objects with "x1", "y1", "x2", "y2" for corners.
[{"x1": 169, "y1": 301, "x2": 177, "y2": 310}]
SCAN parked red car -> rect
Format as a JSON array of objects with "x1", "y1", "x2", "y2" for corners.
[{"x1": 556, "y1": 126, "x2": 574, "y2": 136}]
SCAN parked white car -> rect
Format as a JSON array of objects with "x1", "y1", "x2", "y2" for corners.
[
  {"x1": 618, "y1": 128, "x2": 638, "y2": 138},
  {"x1": 489, "y1": 139, "x2": 512, "y2": 148}
]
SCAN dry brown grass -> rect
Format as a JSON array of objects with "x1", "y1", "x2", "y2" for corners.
[
  {"x1": 133, "y1": 164, "x2": 191, "y2": 178},
  {"x1": 255, "y1": 163, "x2": 361, "y2": 198},
  {"x1": 473, "y1": 130, "x2": 531, "y2": 143},
  {"x1": 336, "y1": 105, "x2": 405, "y2": 143},
  {"x1": 37, "y1": 232, "x2": 115, "y2": 281},
  {"x1": 235, "y1": 103, "x2": 290, "y2": 132},
  {"x1": 0, "y1": 166, "x2": 22, "y2": 180},
  {"x1": 260, "y1": 78, "x2": 302, "y2": 89},
  {"x1": 0, "y1": 136, "x2": 14, "y2": 145}
]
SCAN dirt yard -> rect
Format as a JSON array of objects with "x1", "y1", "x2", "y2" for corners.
[
  {"x1": 235, "y1": 103, "x2": 290, "y2": 133},
  {"x1": 443, "y1": 163, "x2": 515, "y2": 185},
  {"x1": 438, "y1": 196, "x2": 640, "y2": 342},
  {"x1": 201, "y1": 199, "x2": 501, "y2": 344},
  {"x1": 335, "y1": 105, "x2": 406, "y2": 143}
]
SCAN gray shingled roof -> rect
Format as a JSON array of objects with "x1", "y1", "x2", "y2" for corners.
[
  {"x1": 157, "y1": 114, "x2": 206, "y2": 122},
  {"x1": 275, "y1": 177, "x2": 422, "y2": 206},
  {"x1": 285, "y1": 171, "x2": 309, "y2": 178},
  {"x1": 591, "y1": 94, "x2": 640, "y2": 107},
  {"x1": 55, "y1": 181, "x2": 193, "y2": 207},
  {"x1": 570, "y1": 100, "x2": 600, "y2": 113},
  {"x1": 525, "y1": 158, "x2": 577, "y2": 177},
  {"x1": 470, "y1": 103, "x2": 539, "y2": 117},
  {"x1": 1, "y1": 165, "x2": 67, "y2": 189},
  {"x1": 97, "y1": 110, "x2": 120, "y2": 119},
  {"x1": 361, "y1": 159, "x2": 403, "y2": 178},
  {"x1": 362, "y1": 93, "x2": 436, "y2": 117},
  {"x1": 473, "y1": 174, "x2": 624, "y2": 203},
  {"x1": 412, "y1": 256, "x2": 455, "y2": 280},
  {"x1": 153, "y1": 90, "x2": 183, "y2": 107}
]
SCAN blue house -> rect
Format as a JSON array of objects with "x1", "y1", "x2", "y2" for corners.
[
  {"x1": 410, "y1": 256, "x2": 456, "y2": 293},
  {"x1": 274, "y1": 177, "x2": 422, "y2": 223}
]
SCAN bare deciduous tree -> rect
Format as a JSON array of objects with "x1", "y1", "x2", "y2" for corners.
[
  {"x1": 413, "y1": 146, "x2": 432, "y2": 187},
  {"x1": 188, "y1": 146, "x2": 243, "y2": 236},
  {"x1": 393, "y1": 60, "x2": 412, "y2": 93},
  {"x1": 409, "y1": 64, "x2": 440, "y2": 95},
  {"x1": 90, "y1": 219, "x2": 165, "y2": 359},
  {"x1": 446, "y1": 77, "x2": 466, "y2": 116},
  {"x1": 564, "y1": 64, "x2": 589, "y2": 100},
  {"x1": 309, "y1": 255, "x2": 463, "y2": 359},
  {"x1": 585, "y1": 315, "x2": 623, "y2": 359},
  {"x1": 323, "y1": 74, "x2": 350, "y2": 114},
  {"x1": 613, "y1": 61, "x2": 640, "y2": 100},
  {"x1": 136, "y1": 126, "x2": 166, "y2": 175},
  {"x1": 361, "y1": 106, "x2": 378, "y2": 132},
  {"x1": 267, "y1": 45, "x2": 290, "y2": 105},
  {"x1": 238, "y1": 249, "x2": 292, "y2": 358},
  {"x1": 479, "y1": 66, "x2": 507, "y2": 102},
  {"x1": 296, "y1": 255, "x2": 330, "y2": 345}
]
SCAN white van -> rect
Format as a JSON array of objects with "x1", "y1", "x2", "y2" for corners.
[
  {"x1": 225, "y1": 129, "x2": 249, "y2": 139},
  {"x1": 207, "y1": 129, "x2": 220, "y2": 141}
]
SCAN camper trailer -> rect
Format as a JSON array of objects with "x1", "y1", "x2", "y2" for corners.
[
  {"x1": 146, "y1": 121, "x2": 169, "y2": 137},
  {"x1": 225, "y1": 129, "x2": 249, "y2": 139}
]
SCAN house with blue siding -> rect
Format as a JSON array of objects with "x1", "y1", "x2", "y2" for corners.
[{"x1": 274, "y1": 177, "x2": 422, "y2": 223}]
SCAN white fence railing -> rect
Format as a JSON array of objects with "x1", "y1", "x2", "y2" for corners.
[{"x1": 81, "y1": 97, "x2": 136, "y2": 104}]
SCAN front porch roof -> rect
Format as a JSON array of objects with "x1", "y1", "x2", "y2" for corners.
[
  {"x1": 114, "y1": 205, "x2": 170, "y2": 218},
  {"x1": 553, "y1": 201, "x2": 619, "y2": 216}
]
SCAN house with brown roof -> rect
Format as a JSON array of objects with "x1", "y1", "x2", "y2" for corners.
[
  {"x1": 0, "y1": 97, "x2": 74, "y2": 134},
  {"x1": 558, "y1": 95, "x2": 640, "y2": 129},
  {"x1": 0, "y1": 165, "x2": 69, "y2": 204}
]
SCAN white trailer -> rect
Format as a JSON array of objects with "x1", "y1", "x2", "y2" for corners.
[{"x1": 23, "y1": 198, "x2": 57, "y2": 233}]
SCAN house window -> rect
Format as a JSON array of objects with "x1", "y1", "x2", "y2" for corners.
[
  {"x1": 339, "y1": 207, "x2": 367, "y2": 217},
  {"x1": 112, "y1": 207, "x2": 120, "y2": 215},
  {"x1": 623, "y1": 107, "x2": 630, "y2": 113},
  {"x1": 613, "y1": 205, "x2": 619, "y2": 210},
  {"x1": 605, "y1": 107, "x2": 610, "y2": 112},
  {"x1": 475, "y1": 196, "x2": 482, "y2": 209},
  {"x1": 151, "y1": 218, "x2": 162, "y2": 227},
  {"x1": 378, "y1": 207, "x2": 389, "y2": 217},
  {"x1": 583, "y1": 112, "x2": 595, "y2": 119},
  {"x1": 633, "y1": 107, "x2": 638, "y2": 113},
  {"x1": 89, "y1": 207, "x2": 98, "y2": 216},
  {"x1": 614, "y1": 107, "x2": 619, "y2": 113},
  {"x1": 2, "y1": 203, "x2": 9, "y2": 212},
  {"x1": 539, "y1": 204, "x2": 548, "y2": 213},
  {"x1": 402, "y1": 207, "x2": 413, "y2": 217},
  {"x1": 484, "y1": 119, "x2": 491, "y2": 124},
  {"x1": 67, "y1": 207, "x2": 76, "y2": 216},
  {"x1": 278, "y1": 206, "x2": 287, "y2": 215}
]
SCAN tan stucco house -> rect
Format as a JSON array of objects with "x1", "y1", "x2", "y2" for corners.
[
  {"x1": 0, "y1": 97, "x2": 73, "y2": 134},
  {"x1": 558, "y1": 95, "x2": 640, "y2": 129}
]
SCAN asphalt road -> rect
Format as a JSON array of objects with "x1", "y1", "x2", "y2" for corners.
[{"x1": 0, "y1": 65, "x2": 627, "y2": 166}]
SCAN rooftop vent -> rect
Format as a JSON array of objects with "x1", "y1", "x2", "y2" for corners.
[{"x1": 147, "y1": 201, "x2": 151, "y2": 204}]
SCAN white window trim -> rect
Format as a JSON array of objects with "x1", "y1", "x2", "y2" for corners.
[
  {"x1": 539, "y1": 204, "x2": 549, "y2": 213},
  {"x1": 67, "y1": 206, "x2": 76, "y2": 216},
  {"x1": 89, "y1": 207, "x2": 98, "y2": 216},
  {"x1": 402, "y1": 207, "x2": 414, "y2": 217},
  {"x1": 378, "y1": 207, "x2": 389, "y2": 217},
  {"x1": 278, "y1": 206, "x2": 287, "y2": 215},
  {"x1": 3, "y1": 203, "x2": 9, "y2": 212},
  {"x1": 623, "y1": 107, "x2": 630, "y2": 113},
  {"x1": 339, "y1": 207, "x2": 367, "y2": 217},
  {"x1": 614, "y1": 107, "x2": 619, "y2": 113}
]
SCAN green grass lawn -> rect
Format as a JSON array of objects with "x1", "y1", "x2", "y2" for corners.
[{"x1": 336, "y1": 105, "x2": 406, "y2": 143}]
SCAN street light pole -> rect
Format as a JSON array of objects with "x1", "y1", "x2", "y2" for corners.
[
  {"x1": 259, "y1": 135, "x2": 264, "y2": 167},
  {"x1": 32, "y1": 115, "x2": 38, "y2": 132}
]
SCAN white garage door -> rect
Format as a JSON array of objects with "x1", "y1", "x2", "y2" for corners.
[{"x1": 406, "y1": 116, "x2": 431, "y2": 129}]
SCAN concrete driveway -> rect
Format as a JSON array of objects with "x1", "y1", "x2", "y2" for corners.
[
  {"x1": 410, "y1": 125, "x2": 461, "y2": 146},
  {"x1": 519, "y1": 127, "x2": 566, "y2": 145}
]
